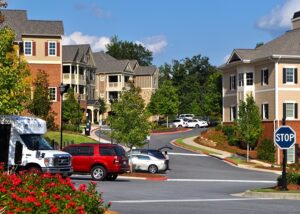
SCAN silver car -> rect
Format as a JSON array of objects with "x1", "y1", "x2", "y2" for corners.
[{"x1": 128, "y1": 154, "x2": 167, "y2": 174}]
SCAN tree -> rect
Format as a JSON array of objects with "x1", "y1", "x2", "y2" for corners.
[
  {"x1": 27, "y1": 70, "x2": 52, "y2": 119},
  {"x1": 159, "y1": 55, "x2": 221, "y2": 118},
  {"x1": 0, "y1": 1, "x2": 7, "y2": 24},
  {"x1": 147, "y1": 80, "x2": 179, "y2": 126},
  {"x1": 236, "y1": 95, "x2": 262, "y2": 149},
  {"x1": 97, "y1": 97, "x2": 107, "y2": 115},
  {"x1": 0, "y1": 27, "x2": 30, "y2": 114},
  {"x1": 63, "y1": 89, "x2": 82, "y2": 124},
  {"x1": 106, "y1": 36, "x2": 153, "y2": 66},
  {"x1": 108, "y1": 85, "x2": 152, "y2": 149}
]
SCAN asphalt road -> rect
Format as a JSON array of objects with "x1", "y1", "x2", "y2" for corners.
[{"x1": 72, "y1": 128, "x2": 300, "y2": 214}]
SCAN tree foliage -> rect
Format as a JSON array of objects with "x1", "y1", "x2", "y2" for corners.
[
  {"x1": 236, "y1": 95, "x2": 262, "y2": 148},
  {"x1": 27, "y1": 70, "x2": 52, "y2": 119},
  {"x1": 63, "y1": 89, "x2": 82, "y2": 124},
  {"x1": 97, "y1": 97, "x2": 107, "y2": 115},
  {"x1": 147, "y1": 80, "x2": 179, "y2": 117},
  {"x1": 106, "y1": 36, "x2": 153, "y2": 66},
  {"x1": 0, "y1": 27, "x2": 30, "y2": 114},
  {"x1": 108, "y1": 85, "x2": 152, "y2": 149},
  {"x1": 159, "y1": 55, "x2": 221, "y2": 118}
]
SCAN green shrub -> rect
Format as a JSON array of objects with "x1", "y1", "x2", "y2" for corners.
[
  {"x1": 277, "y1": 172, "x2": 300, "y2": 186},
  {"x1": 222, "y1": 125, "x2": 235, "y2": 136},
  {"x1": 215, "y1": 124, "x2": 222, "y2": 131},
  {"x1": 257, "y1": 139, "x2": 276, "y2": 163},
  {"x1": 228, "y1": 136, "x2": 238, "y2": 146},
  {"x1": 63, "y1": 124, "x2": 80, "y2": 132}
]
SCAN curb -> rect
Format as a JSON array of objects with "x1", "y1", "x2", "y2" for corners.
[
  {"x1": 118, "y1": 175, "x2": 168, "y2": 181},
  {"x1": 232, "y1": 190, "x2": 300, "y2": 200},
  {"x1": 151, "y1": 128, "x2": 192, "y2": 135}
]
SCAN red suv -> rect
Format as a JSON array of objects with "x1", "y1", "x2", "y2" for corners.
[{"x1": 63, "y1": 143, "x2": 129, "y2": 181}]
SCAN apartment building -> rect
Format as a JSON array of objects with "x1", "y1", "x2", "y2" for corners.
[
  {"x1": 0, "y1": 10, "x2": 64, "y2": 125},
  {"x1": 93, "y1": 52, "x2": 159, "y2": 120},
  {"x1": 62, "y1": 44, "x2": 97, "y2": 122},
  {"x1": 220, "y1": 12, "x2": 300, "y2": 164}
]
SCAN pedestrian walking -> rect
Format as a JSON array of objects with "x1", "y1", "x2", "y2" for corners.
[{"x1": 164, "y1": 151, "x2": 170, "y2": 170}]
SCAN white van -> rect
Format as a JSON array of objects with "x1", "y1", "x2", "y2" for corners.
[
  {"x1": 0, "y1": 115, "x2": 73, "y2": 176},
  {"x1": 178, "y1": 114, "x2": 194, "y2": 120}
]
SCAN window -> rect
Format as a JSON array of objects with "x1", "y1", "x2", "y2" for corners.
[
  {"x1": 238, "y1": 73, "x2": 244, "y2": 87},
  {"x1": 24, "y1": 41, "x2": 32, "y2": 55},
  {"x1": 100, "y1": 147, "x2": 116, "y2": 156},
  {"x1": 230, "y1": 75, "x2": 236, "y2": 90},
  {"x1": 230, "y1": 106, "x2": 237, "y2": 121},
  {"x1": 283, "y1": 68, "x2": 298, "y2": 84},
  {"x1": 262, "y1": 103, "x2": 269, "y2": 120},
  {"x1": 246, "y1": 72, "x2": 253, "y2": 85},
  {"x1": 261, "y1": 69, "x2": 269, "y2": 85},
  {"x1": 48, "y1": 41, "x2": 56, "y2": 56},
  {"x1": 48, "y1": 87, "x2": 57, "y2": 101},
  {"x1": 77, "y1": 146, "x2": 93, "y2": 156},
  {"x1": 283, "y1": 103, "x2": 298, "y2": 119}
]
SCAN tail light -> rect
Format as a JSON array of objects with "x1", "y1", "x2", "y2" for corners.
[{"x1": 113, "y1": 156, "x2": 119, "y2": 164}]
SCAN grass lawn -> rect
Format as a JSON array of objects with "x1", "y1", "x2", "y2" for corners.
[
  {"x1": 45, "y1": 131, "x2": 98, "y2": 144},
  {"x1": 175, "y1": 138, "x2": 220, "y2": 155}
]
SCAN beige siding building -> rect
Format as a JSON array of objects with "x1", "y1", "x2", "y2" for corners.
[{"x1": 220, "y1": 11, "x2": 300, "y2": 164}]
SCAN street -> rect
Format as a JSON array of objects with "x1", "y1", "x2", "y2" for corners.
[{"x1": 72, "y1": 129, "x2": 299, "y2": 214}]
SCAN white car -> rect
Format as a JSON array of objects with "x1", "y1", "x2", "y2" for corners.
[
  {"x1": 128, "y1": 154, "x2": 167, "y2": 173},
  {"x1": 178, "y1": 114, "x2": 194, "y2": 120},
  {"x1": 186, "y1": 119, "x2": 208, "y2": 128},
  {"x1": 171, "y1": 118, "x2": 188, "y2": 128}
]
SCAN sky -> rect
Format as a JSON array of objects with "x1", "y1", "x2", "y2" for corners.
[{"x1": 6, "y1": 0, "x2": 300, "y2": 67}]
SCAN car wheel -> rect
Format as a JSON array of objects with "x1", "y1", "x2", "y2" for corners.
[
  {"x1": 178, "y1": 125, "x2": 182, "y2": 128},
  {"x1": 91, "y1": 166, "x2": 107, "y2": 181},
  {"x1": 195, "y1": 124, "x2": 199, "y2": 128},
  {"x1": 148, "y1": 164, "x2": 158, "y2": 174},
  {"x1": 106, "y1": 173, "x2": 118, "y2": 181}
]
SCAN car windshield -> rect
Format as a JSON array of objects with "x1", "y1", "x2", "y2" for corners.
[{"x1": 20, "y1": 134, "x2": 53, "y2": 150}]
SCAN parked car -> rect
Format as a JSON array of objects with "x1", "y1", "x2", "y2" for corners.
[
  {"x1": 130, "y1": 149, "x2": 166, "y2": 160},
  {"x1": 186, "y1": 119, "x2": 208, "y2": 128},
  {"x1": 63, "y1": 143, "x2": 130, "y2": 181},
  {"x1": 178, "y1": 114, "x2": 194, "y2": 120},
  {"x1": 171, "y1": 118, "x2": 188, "y2": 128},
  {"x1": 197, "y1": 116, "x2": 219, "y2": 127},
  {"x1": 128, "y1": 153, "x2": 167, "y2": 173}
]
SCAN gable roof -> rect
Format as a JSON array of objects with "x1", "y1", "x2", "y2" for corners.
[
  {"x1": 134, "y1": 65, "x2": 157, "y2": 76},
  {"x1": 93, "y1": 52, "x2": 133, "y2": 74},
  {"x1": 0, "y1": 9, "x2": 64, "y2": 41},
  {"x1": 62, "y1": 44, "x2": 91, "y2": 63},
  {"x1": 223, "y1": 28, "x2": 300, "y2": 68}
]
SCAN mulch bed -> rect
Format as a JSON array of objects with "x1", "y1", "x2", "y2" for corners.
[{"x1": 123, "y1": 172, "x2": 166, "y2": 178}]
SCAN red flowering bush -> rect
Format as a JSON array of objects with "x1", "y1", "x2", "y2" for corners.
[{"x1": 0, "y1": 171, "x2": 110, "y2": 213}]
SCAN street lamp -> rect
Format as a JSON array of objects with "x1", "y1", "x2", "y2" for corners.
[
  {"x1": 77, "y1": 94, "x2": 81, "y2": 132},
  {"x1": 59, "y1": 83, "x2": 66, "y2": 150}
]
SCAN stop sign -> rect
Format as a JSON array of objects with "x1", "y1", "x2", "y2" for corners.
[{"x1": 274, "y1": 126, "x2": 296, "y2": 149}]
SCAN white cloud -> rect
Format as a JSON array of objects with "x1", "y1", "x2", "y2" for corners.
[
  {"x1": 62, "y1": 32, "x2": 111, "y2": 52},
  {"x1": 223, "y1": 54, "x2": 231, "y2": 63},
  {"x1": 257, "y1": 0, "x2": 300, "y2": 32},
  {"x1": 136, "y1": 35, "x2": 168, "y2": 54}
]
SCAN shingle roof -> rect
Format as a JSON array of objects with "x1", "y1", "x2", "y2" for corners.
[
  {"x1": 63, "y1": 44, "x2": 91, "y2": 63},
  {"x1": 134, "y1": 65, "x2": 157, "y2": 76},
  {"x1": 93, "y1": 52, "x2": 131, "y2": 74},
  {"x1": 0, "y1": 9, "x2": 64, "y2": 41},
  {"x1": 225, "y1": 28, "x2": 300, "y2": 66}
]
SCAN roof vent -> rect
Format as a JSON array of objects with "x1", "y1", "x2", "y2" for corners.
[{"x1": 292, "y1": 11, "x2": 300, "y2": 30}]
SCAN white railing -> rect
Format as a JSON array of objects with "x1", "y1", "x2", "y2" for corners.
[{"x1": 109, "y1": 82, "x2": 119, "y2": 88}]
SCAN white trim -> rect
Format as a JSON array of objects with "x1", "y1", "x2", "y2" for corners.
[
  {"x1": 222, "y1": 76, "x2": 225, "y2": 122},
  {"x1": 27, "y1": 60, "x2": 61, "y2": 64},
  {"x1": 255, "y1": 88, "x2": 275, "y2": 93},
  {"x1": 48, "y1": 41, "x2": 57, "y2": 56},
  {"x1": 224, "y1": 93, "x2": 236, "y2": 97},
  {"x1": 262, "y1": 102, "x2": 269, "y2": 120},
  {"x1": 48, "y1": 87, "x2": 57, "y2": 102},
  {"x1": 278, "y1": 88, "x2": 300, "y2": 91},
  {"x1": 23, "y1": 41, "x2": 33, "y2": 56},
  {"x1": 261, "y1": 68, "x2": 269, "y2": 86}
]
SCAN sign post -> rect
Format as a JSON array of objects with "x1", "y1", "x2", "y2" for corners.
[{"x1": 274, "y1": 118, "x2": 296, "y2": 191}]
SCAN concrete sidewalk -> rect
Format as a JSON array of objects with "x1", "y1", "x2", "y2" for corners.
[
  {"x1": 89, "y1": 125, "x2": 111, "y2": 143},
  {"x1": 178, "y1": 136, "x2": 281, "y2": 175}
]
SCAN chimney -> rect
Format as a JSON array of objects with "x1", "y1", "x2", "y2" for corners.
[{"x1": 292, "y1": 11, "x2": 300, "y2": 30}]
